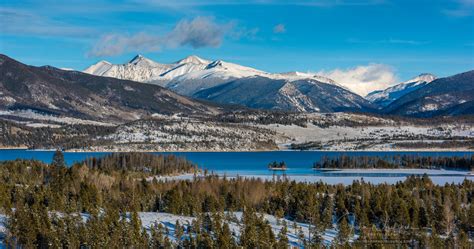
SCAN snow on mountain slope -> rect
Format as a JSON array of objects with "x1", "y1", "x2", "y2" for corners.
[
  {"x1": 274, "y1": 72, "x2": 337, "y2": 84},
  {"x1": 193, "y1": 76, "x2": 376, "y2": 113},
  {"x1": 84, "y1": 60, "x2": 113, "y2": 75},
  {"x1": 165, "y1": 60, "x2": 270, "y2": 95},
  {"x1": 383, "y1": 70, "x2": 474, "y2": 117},
  {"x1": 83, "y1": 55, "x2": 344, "y2": 96},
  {"x1": 366, "y1": 73, "x2": 436, "y2": 107},
  {"x1": 84, "y1": 55, "x2": 173, "y2": 84}
]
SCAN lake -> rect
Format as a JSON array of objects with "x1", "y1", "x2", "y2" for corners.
[{"x1": 1, "y1": 149, "x2": 473, "y2": 185}]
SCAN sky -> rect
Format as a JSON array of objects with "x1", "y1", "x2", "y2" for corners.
[{"x1": 1, "y1": 0, "x2": 473, "y2": 95}]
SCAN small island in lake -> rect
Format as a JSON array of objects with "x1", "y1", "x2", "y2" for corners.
[{"x1": 268, "y1": 161, "x2": 287, "y2": 170}]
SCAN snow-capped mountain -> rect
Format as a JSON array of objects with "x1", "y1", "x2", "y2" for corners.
[
  {"x1": 84, "y1": 55, "x2": 176, "y2": 83},
  {"x1": 366, "y1": 73, "x2": 437, "y2": 107},
  {"x1": 383, "y1": 70, "x2": 474, "y2": 116},
  {"x1": 84, "y1": 55, "x2": 343, "y2": 96},
  {"x1": 193, "y1": 76, "x2": 376, "y2": 113},
  {"x1": 0, "y1": 54, "x2": 221, "y2": 122},
  {"x1": 165, "y1": 59, "x2": 269, "y2": 95}
]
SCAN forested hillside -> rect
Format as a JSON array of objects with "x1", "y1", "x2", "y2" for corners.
[{"x1": 0, "y1": 153, "x2": 472, "y2": 247}]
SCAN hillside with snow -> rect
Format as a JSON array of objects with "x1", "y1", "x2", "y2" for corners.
[
  {"x1": 193, "y1": 76, "x2": 376, "y2": 113},
  {"x1": 0, "y1": 54, "x2": 222, "y2": 123},
  {"x1": 383, "y1": 70, "x2": 474, "y2": 117},
  {"x1": 366, "y1": 74, "x2": 436, "y2": 107}
]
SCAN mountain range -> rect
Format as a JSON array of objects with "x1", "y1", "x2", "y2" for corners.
[
  {"x1": 0, "y1": 54, "x2": 222, "y2": 122},
  {"x1": 84, "y1": 55, "x2": 376, "y2": 112},
  {"x1": 1, "y1": 53, "x2": 472, "y2": 120},
  {"x1": 84, "y1": 54, "x2": 342, "y2": 96},
  {"x1": 365, "y1": 73, "x2": 437, "y2": 107},
  {"x1": 383, "y1": 70, "x2": 474, "y2": 117},
  {"x1": 83, "y1": 54, "x2": 473, "y2": 116}
]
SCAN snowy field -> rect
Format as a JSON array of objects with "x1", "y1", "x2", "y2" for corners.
[
  {"x1": 264, "y1": 122, "x2": 474, "y2": 151},
  {"x1": 138, "y1": 211, "x2": 354, "y2": 247}
]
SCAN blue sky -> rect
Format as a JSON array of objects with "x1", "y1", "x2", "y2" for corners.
[{"x1": 1, "y1": 0, "x2": 473, "y2": 94}]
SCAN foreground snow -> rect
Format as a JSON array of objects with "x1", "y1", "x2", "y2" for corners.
[
  {"x1": 0, "y1": 211, "x2": 354, "y2": 247},
  {"x1": 139, "y1": 211, "x2": 354, "y2": 247}
]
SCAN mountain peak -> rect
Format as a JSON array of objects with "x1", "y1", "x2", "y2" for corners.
[
  {"x1": 83, "y1": 60, "x2": 113, "y2": 75},
  {"x1": 98, "y1": 60, "x2": 111, "y2": 65},
  {"x1": 127, "y1": 54, "x2": 164, "y2": 68},
  {"x1": 275, "y1": 72, "x2": 339, "y2": 85},
  {"x1": 129, "y1": 54, "x2": 145, "y2": 64},
  {"x1": 404, "y1": 73, "x2": 436, "y2": 84},
  {"x1": 366, "y1": 73, "x2": 438, "y2": 107},
  {"x1": 176, "y1": 55, "x2": 209, "y2": 65}
]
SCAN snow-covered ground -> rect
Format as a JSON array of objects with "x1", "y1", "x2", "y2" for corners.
[
  {"x1": 93, "y1": 119, "x2": 277, "y2": 151},
  {"x1": 0, "y1": 214, "x2": 5, "y2": 244},
  {"x1": 1, "y1": 109, "x2": 472, "y2": 152},
  {"x1": 0, "y1": 110, "x2": 114, "y2": 126},
  {"x1": 264, "y1": 122, "x2": 474, "y2": 151},
  {"x1": 139, "y1": 211, "x2": 354, "y2": 247},
  {"x1": 0, "y1": 211, "x2": 354, "y2": 247}
]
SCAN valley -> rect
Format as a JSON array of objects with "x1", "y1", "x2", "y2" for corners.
[
  {"x1": 2, "y1": 2, "x2": 473, "y2": 248},
  {"x1": 0, "y1": 54, "x2": 473, "y2": 152},
  {"x1": 1, "y1": 110, "x2": 472, "y2": 151}
]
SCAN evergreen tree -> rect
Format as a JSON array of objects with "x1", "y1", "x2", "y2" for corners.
[
  {"x1": 51, "y1": 149, "x2": 66, "y2": 168},
  {"x1": 174, "y1": 220, "x2": 184, "y2": 246},
  {"x1": 216, "y1": 222, "x2": 235, "y2": 248},
  {"x1": 337, "y1": 217, "x2": 351, "y2": 244},
  {"x1": 276, "y1": 224, "x2": 289, "y2": 248}
]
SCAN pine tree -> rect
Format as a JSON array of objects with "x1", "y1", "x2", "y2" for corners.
[
  {"x1": 337, "y1": 217, "x2": 351, "y2": 244},
  {"x1": 310, "y1": 226, "x2": 323, "y2": 247},
  {"x1": 51, "y1": 149, "x2": 65, "y2": 168},
  {"x1": 240, "y1": 209, "x2": 258, "y2": 248},
  {"x1": 150, "y1": 222, "x2": 165, "y2": 248},
  {"x1": 276, "y1": 224, "x2": 289, "y2": 248},
  {"x1": 174, "y1": 220, "x2": 184, "y2": 246},
  {"x1": 216, "y1": 222, "x2": 235, "y2": 249}
]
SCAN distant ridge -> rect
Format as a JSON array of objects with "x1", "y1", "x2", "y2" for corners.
[
  {"x1": 84, "y1": 54, "x2": 344, "y2": 96},
  {"x1": 366, "y1": 73, "x2": 437, "y2": 107},
  {"x1": 0, "y1": 54, "x2": 222, "y2": 122},
  {"x1": 382, "y1": 70, "x2": 474, "y2": 116}
]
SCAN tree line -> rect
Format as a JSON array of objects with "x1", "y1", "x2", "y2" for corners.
[{"x1": 313, "y1": 154, "x2": 474, "y2": 170}]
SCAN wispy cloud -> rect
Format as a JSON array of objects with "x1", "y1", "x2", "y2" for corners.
[
  {"x1": 347, "y1": 38, "x2": 429, "y2": 46},
  {"x1": 317, "y1": 64, "x2": 398, "y2": 96},
  {"x1": 0, "y1": 8, "x2": 95, "y2": 37},
  {"x1": 88, "y1": 16, "x2": 254, "y2": 57},
  {"x1": 273, "y1": 24, "x2": 286, "y2": 34}
]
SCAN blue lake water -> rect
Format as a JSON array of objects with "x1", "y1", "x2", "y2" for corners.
[{"x1": 0, "y1": 150, "x2": 472, "y2": 178}]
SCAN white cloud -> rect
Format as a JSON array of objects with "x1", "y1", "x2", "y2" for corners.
[
  {"x1": 273, "y1": 24, "x2": 286, "y2": 33},
  {"x1": 317, "y1": 64, "x2": 398, "y2": 96},
  {"x1": 89, "y1": 16, "x2": 236, "y2": 57}
]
